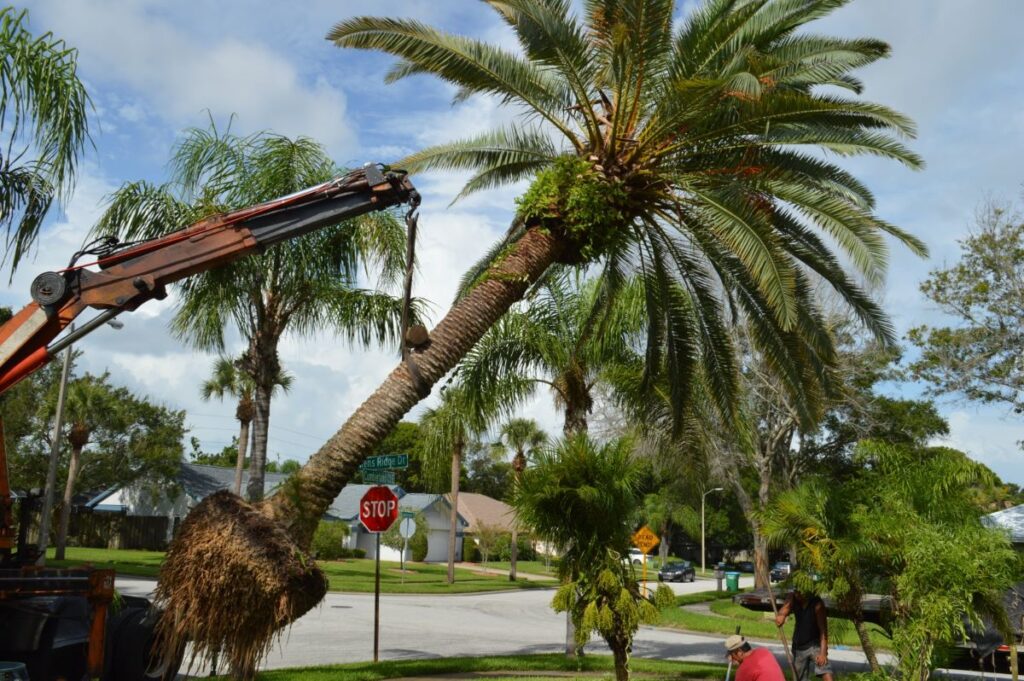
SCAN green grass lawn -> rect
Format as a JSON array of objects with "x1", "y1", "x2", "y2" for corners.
[
  {"x1": 472, "y1": 559, "x2": 560, "y2": 576},
  {"x1": 250, "y1": 654, "x2": 726, "y2": 681},
  {"x1": 45, "y1": 547, "x2": 557, "y2": 594},
  {"x1": 655, "y1": 589, "x2": 890, "y2": 651}
]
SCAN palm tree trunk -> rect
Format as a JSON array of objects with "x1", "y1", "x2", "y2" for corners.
[
  {"x1": 54, "y1": 444, "x2": 82, "y2": 561},
  {"x1": 853, "y1": 617, "x2": 880, "y2": 672},
  {"x1": 262, "y1": 226, "x2": 562, "y2": 546},
  {"x1": 563, "y1": 402, "x2": 588, "y2": 436},
  {"x1": 447, "y1": 436, "x2": 463, "y2": 584},
  {"x1": 234, "y1": 418, "x2": 251, "y2": 496},
  {"x1": 247, "y1": 385, "x2": 271, "y2": 502},
  {"x1": 509, "y1": 527, "x2": 518, "y2": 581}
]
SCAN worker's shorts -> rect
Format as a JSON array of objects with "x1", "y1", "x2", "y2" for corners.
[{"x1": 794, "y1": 646, "x2": 833, "y2": 681}]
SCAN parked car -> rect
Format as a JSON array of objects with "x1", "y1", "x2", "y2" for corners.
[
  {"x1": 658, "y1": 561, "x2": 696, "y2": 583},
  {"x1": 626, "y1": 548, "x2": 646, "y2": 565},
  {"x1": 736, "y1": 561, "x2": 755, "y2": 573},
  {"x1": 770, "y1": 561, "x2": 792, "y2": 582}
]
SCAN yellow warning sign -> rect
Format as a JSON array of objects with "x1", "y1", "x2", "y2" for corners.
[{"x1": 631, "y1": 525, "x2": 659, "y2": 554}]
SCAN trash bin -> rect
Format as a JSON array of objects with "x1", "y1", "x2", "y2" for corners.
[
  {"x1": 0, "y1": 662, "x2": 29, "y2": 681},
  {"x1": 725, "y1": 571, "x2": 740, "y2": 593}
]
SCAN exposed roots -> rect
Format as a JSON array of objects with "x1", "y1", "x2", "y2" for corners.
[{"x1": 153, "y1": 490, "x2": 327, "y2": 678}]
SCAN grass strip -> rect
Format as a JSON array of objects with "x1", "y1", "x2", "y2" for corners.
[
  {"x1": 250, "y1": 654, "x2": 726, "y2": 681},
  {"x1": 46, "y1": 547, "x2": 557, "y2": 594}
]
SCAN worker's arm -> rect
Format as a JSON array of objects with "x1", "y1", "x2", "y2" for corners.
[
  {"x1": 774, "y1": 593, "x2": 793, "y2": 627},
  {"x1": 0, "y1": 165, "x2": 418, "y2": 395},
  {"x1": 815, "y1": 598, "x2": 829, "y2": 664}
]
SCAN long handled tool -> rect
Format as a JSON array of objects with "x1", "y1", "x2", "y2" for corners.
[
  {"x1": 762, "y1": 570, "x2": 800, "y2": 681},
  {"x1": 725, "y1": 626, "x2": 740, "y2": 681}
]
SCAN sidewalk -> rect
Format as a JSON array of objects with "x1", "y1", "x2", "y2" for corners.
[{"x1": 455, "y1": 562, "x2": 555, "y2": 582}]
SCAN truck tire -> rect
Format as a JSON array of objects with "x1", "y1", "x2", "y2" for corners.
[{"x1": 104, "y1": 607, "x2": 182, "y2": 681}]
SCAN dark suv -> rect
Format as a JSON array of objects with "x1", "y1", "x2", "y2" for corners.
[
  {"x1": 658, "y1": 561, "x2": 696, "y2": 583},
  {"x1": 770, "y1": 561, "x2": 792, "y2": 582}
]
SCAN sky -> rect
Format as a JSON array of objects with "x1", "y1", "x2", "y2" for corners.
[{"x1": 5, "y1": 0, "x2": 1023, "y2": 484}]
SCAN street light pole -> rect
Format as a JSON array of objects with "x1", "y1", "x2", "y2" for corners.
[{"x1": 701, "y1": 487, "x2": 723, "y2": 575}]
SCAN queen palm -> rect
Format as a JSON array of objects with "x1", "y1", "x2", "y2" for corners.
[
  {"x1": 459, "y1": 271, "x2": 645, "y2": 436},
  {"x1": 200, "y1": 356, "x2": 293, "y2": 495},
  {"x1": 0, "y1": 7, "x2": 90, "y2": 269},
  {"x1": 54, "y1": 375, "x2": 111, "y2": 560},
  {"x1": 95, "y1": 124, "x2": 408, "y2": 502},
  {"x1": 498, "y1": 417, "x2": 547, "y2": 580},
  {"x1": 155, "y1": 1, "x2": 928, "y2": 671}
]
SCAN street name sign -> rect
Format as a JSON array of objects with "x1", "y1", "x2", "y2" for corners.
[
  {"x1": 360, "y1": 454, "x2": 409, "y2": 471},
  {"x1": 362, "y1": 470, "x2": 396, "y2": 485},
  {"x1": 631, "y1": 525, "x2": 659, "y2": 554},
  {"x1": 360, "y1": 486, "x2": 399, "y2": 533}
]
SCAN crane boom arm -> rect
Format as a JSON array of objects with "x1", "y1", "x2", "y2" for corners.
[{"x1": 0, "y1": 164, "x2": 418, "y2": 394}]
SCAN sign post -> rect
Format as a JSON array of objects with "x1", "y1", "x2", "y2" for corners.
[
  {"x1": 360, "y1": 486, "x2": 400, "y2": 662},
  {"x1": 631, "y1": 525, "x2": 660, "y2": 596}
]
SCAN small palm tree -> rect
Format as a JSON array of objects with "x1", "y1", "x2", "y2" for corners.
[
  {"x1": 514, "y1": 435, "x2": 654, "y2": 680},
  {"x1": 0, "y1": 7, "x2": 91, "y2": 269},
  {"x1": 54, "y1": 375, "x2": 111, "y2": 560},
  {"x1": 498, "y1": 417, "x2": 547, "y2": 580},
  {"x1": 200, "y1": 356, "x2": 293, "y2": 495}
]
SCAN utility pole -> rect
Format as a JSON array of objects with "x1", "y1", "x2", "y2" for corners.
[{"x1": 701, "y1": 487, "x2": 723, "y2": 575}]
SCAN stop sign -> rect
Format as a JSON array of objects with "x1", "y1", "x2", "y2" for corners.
[{"x1": 359, "y1": 486, "x2": 399, "y2": 533}]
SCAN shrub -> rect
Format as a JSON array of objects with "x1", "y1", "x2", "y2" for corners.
[
  {"x1": 652, "y1": 584, "x2": 677, "y2": 611},
  {"x1": 463, "y1": 540, "x2": 481, "y2": 563},
  {"x1": 311, "y1": 521, "x2": 350, "y2": 560},
  {"x1": 408, "y1": 514, "x2": 429, "y2": 561}
]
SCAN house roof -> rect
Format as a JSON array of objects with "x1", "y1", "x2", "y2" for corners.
[
  {"x1": 983, "y1": 503, "x2": 1024, "y2": 544},
  {"x1": 324, "y1": 486, "x2": 468, "y2": 528},
  {"x1": 449, "y1": 492, "x2": 517, "y2": 533},
  {"x1": 178, "y1": 463, "x2": 290, "y2": 501},
  {"x1": 325, "y1": 484, "x2": 405, "y2": 521}
]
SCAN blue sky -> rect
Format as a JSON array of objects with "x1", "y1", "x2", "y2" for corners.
[{"x1": 5, "y1": 0, "x2": 1024, "y2": 484}]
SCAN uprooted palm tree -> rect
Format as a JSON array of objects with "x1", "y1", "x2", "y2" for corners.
[
  {"x1": 200, "y1": 356, "x2": 293, "y2": 495},
  {"x1": 152, "y1": 1, "x2": 927, "y2": 673},
  {"x1": 0, "y1": 7, "x2": 91, "y2": 269}
]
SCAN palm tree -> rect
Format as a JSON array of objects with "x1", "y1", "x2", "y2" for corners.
[
  {"x1": 53, "y1": 375, "x2": 111, "y2": 560},
  {"x1": 156, "y1": 1, "x2": 928, "y2": 669},
  {"x1": 459, "y1": 272, "x2": 644, "y2": 436},
  {"x1": 514, "y1": 434, "x2": 655, "y2": 679},
  {"x1": 498, "y1": 417, "x2": 547, "y2": 580},
  {"x1": 200, "y1": 356, "x2": 293, "y2": 495},
  {"x1": 0, "y1": 7, "x2": 91, "y2": 269},
  {"x1": 94, "y1": 124, "x2": 409, "y2": 502},
  {"x1": 420, "y1": 384, "x2": 499, "y2": 584}
]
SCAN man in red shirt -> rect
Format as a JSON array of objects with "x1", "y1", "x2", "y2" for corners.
[{"x1": 726, "y1": 635, "x2": 786, "y2": 681}]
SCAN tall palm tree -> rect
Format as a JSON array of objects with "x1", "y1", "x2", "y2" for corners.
[
  {"x1": 419, "y1": 385, "x2": 491, "y2": 584},
  {"x1": 0, "y1": 7, "x2": 91, "y2": 269},
  {"x1": 459, "y1": 272, "x2": 644, "y2": 436},
  {"x1": 200, "y1": 356, "x2": 293, "y2": 495},
  {"x1": 54, "y1": 375, "x2": 111, "y2": 560},
  {"x1": 94, "y1": 124, "x2": 409, "y2": 502},
  {"x1": 498, "y1": 417, "x2": 547, "y2": 580},
  {"x1": 156, "y1": 1, "x2": 928, "y2": 670}
]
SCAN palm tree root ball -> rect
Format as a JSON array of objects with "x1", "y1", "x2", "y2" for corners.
[{"x1": 153, "y1": 490, "x2": 327, "y2": 677}]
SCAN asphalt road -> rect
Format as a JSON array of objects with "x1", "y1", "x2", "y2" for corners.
[
  {"x1": 115, "y1": 573, "x2": 873, "y2": 674},
  {"x1": 114, "y1": 571, "x2": 1014, "y2": 679}
]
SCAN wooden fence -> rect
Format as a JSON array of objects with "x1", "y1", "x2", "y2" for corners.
[{"x1": 70, "y1": 511, "x2": 169, "y2": 551}]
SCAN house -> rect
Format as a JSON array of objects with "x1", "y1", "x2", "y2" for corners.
[
  {"x1": 450, "y1": 492, "x2": 517, "y2": 534},
  {"x1": 983, "y1": 503, "x2": 1024, "y2": 546},
  {"x1": 325, "y1": 484, "x2": 467, "y2": 562},
  {"x1": 89, "y1": 463, "x2": 291, "y2": 542}
]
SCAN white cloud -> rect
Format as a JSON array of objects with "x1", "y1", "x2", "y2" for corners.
[{"x1": 25, "y1": 0, "x2": 355, "y2": 156}]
